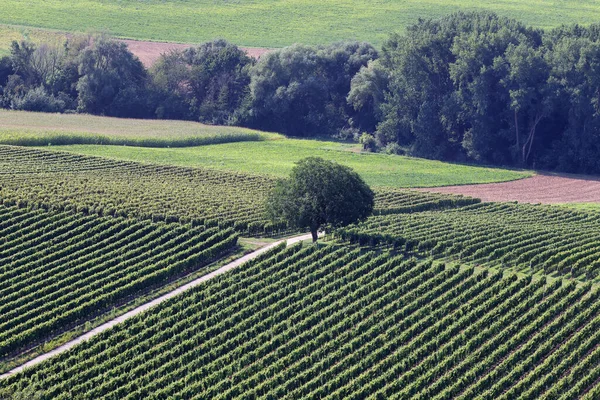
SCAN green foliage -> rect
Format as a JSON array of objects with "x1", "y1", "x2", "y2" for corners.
[
  {"x1": 247, "y1": 42, "x2": 377, "y2": 136},
  {"x1": 48, "y1": 139, "x2": 531, "y2": 189},
  {"x1": 3, "y1": 243, "x2": 600, "y2": 398},
  {"x1": 267, "y1": 157, "x2": 374, "y2": 241},
  {"x1": 152, "y1": 39, "x2": 253, "y2": 123},
  {"x1": 358, "y1": 132, "x2": 376, "y2": 151},
  {"x1": 362, "y1": 12, "x2": 600, "y2": 174},
  {"x1": 0, "y1": 203, "x2": 237, "y2": 358},
  {"x1": 338, "y1": 201, "x2": 600, "y2": 281},
  {"x1": 76, "y1": 36, "x2": 149, "y2": 117}
]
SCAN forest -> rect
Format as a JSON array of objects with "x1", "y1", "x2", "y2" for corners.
[{"x1": 2, "y1": 12, "x2": 600, "y2": 174}]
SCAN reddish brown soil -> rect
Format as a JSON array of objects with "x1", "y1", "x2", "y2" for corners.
[
  {"x1": 120, "y1": 39, "x2": 270, "y2": 67},
  {"x1": 416, "y1": 173, "x2": 600, "y2": 204}
]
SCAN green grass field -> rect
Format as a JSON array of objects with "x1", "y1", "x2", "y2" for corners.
[
  {"x1": 0, "y1": 25, "x2": 67, "y2": 57},
  {"x1": 0, "y1": 111, "x2": 277, "y2": 147},
  {"x1": 48, "y1": 141, "x2": 531, "y2": 188},
  {"x1": 1, "y1": 0, "x2": 599, "y2": 48},
  {"x1": 0, "y1": 110, "x2": 530, "y2": 187}
]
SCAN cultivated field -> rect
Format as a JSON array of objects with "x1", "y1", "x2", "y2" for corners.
[
  {"x1": 0, "y1": 1, "x2": 599, "y2": 48},
  {"x1": 0, "y1": 146, "x2": 279, "y2": 232},
  {"x1": 338, "y1": 202, "x2": 600, "y2": 282},
  {"x1": 3, "y1": 244, "x2": 600, "y2": 399},
  {"x1": 0, "y1": 204, "x2": 236, "y2": 359},
  {"x1": 418, "y1": 173, "x2": 600, "y2": 204},
  {"x1": 3, "y1": 2, "x2": 600, "y2": 398},
  {"x1": 0, "y1": 111, "x2": 276, "y2": 147}
]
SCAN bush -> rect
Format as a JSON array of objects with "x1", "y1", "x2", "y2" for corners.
[
  {"x1": 359, "y1": 132, "x2": 377, "y2": 151},
  {"x1": 384, "y1": 142, "x2": 404, "y2": 155},
  {"x1": 11, "y1": 86, "x2": 66, "y2": 112}
]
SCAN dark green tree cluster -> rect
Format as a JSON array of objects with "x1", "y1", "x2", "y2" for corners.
[
  {"x1": 356, "y1": 12, "x2": 600, "y2": 173},
  {"x1": 151, "y1": 39, "x2": 253, "y2": 124},
  {"x1": 0, "y1": 35, "x2": 150, "y2": 117},
  {"x1": 245, "y1": 42, "x2": 377, "y2": 136},
  {"x1": 0, "y1": 36, "x2": 375, "y2": 136}
]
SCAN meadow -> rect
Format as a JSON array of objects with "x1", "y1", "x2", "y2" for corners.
[
  {"x1": 0, "y1": 111, "x2": 530, "y2": 188},
  {"x1": 48, "y1": 141, "x2": 531, "y2": 188},
  {"x1": 0, "y1": 0, "x2": 599, "y2": 48}
]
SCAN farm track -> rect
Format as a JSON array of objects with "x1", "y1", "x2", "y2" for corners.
[
  {"x1": 417, "y1": 173, "x2": 600, "y2": 204},
  {"x1": 0, "y1": 232, "x2": 313, "y2": 380}
]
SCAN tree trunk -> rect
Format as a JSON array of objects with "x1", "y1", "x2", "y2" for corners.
[
  {"x1": 311, "y1": 228, "x2": 319, "y2": 243},
  {"x1": 522, "y1": 112, "x2": 543, "y2": 164},
  {"x1": 514, "y1": 109, "x2": 520, "y2": 153}
]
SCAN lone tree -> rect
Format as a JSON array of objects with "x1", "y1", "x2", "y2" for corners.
[{"x1": 267, "y1": 157, "x2": 374, "y2": 242}]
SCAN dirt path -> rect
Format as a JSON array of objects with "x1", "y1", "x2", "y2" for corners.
[
  {"x1": 416, "y1": 173, "x2": 600, "y2": 204},
  {"x1": 120, "y1": 39, "x2": 270, "y2": 67},
  {"x1": 0, "y1": 232, "x2": 313, "y2": 379}
]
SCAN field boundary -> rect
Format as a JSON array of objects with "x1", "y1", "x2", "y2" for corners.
[{"x1": 0, "y1": 232, "x2": 314, "y2": 379}]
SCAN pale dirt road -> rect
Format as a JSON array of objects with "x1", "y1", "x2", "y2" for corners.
[
  {"x1": 416, "y1": 173, "x2": 600, "y2": 204},
  {"x1": 0, "y1": 232, "x2": 314, "y2": 379}
]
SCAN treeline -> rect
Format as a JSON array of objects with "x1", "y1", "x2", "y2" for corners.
[
  {"x1": 0, "y1": 34, "x2": 376, "y2": 134},
  {"x1": 2, "y1": 12, "x2": 600, "y2": 174}
]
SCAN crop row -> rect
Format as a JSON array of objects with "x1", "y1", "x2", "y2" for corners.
[
  {"x1": 0, "y1": 145, "x2": 472, "y2": 234},
  {"x1": 337, "y1": 201, "x2": 600, "y2": 280},
  {"x1": 373, "y1": 188, "x2": 480, "y2": 214},
  {"x1": 0, "y1": 204, "x2": 238, "y2": 358},
  {"x1": 2, "y1": 244, "x2": 600, "y2": 399}
]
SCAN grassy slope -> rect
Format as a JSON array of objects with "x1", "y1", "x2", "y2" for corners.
[
  {"x1": 48, "y1": 141, "x2": 530, "y2": 188},
  {"x1": 0, "y1": 111, "x2": 279, "y2": 147},
  {"x1": 1, "y1": 1, "x2": 599, "y2": 48}
]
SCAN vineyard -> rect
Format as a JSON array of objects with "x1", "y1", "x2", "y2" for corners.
[
  {"x1": 0, "y1": 203, "x2": 237, "y2": 359},
  {"x1": 0, "y1": 145, "x2": 280, "y2": 233},
  {"x1": 3, "y1": 243, "x2": 600, "y2": 399},
  {"x1": 337, "y1": 201, "x2": 600, "y2": 281},
  {"x1": 0, "y1": 146, "x2": 479, "y2": 234},
  {"x1": 373, "y1": 188, "x2": 480, "y2": 215}
]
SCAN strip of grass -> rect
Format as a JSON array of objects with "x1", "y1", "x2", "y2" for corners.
[
  {"x1": 0, "y1": 111, "x2": 279, "y2": 147},
  {"x1": 48, "y1": 140, "x2": 531, "y2": 188},
  {"x1": 1, "y1": 1, "x2": 599, "y2": 48},
  {"x1": 554, "y1": 203, "x2": 600, "y2": 212}
]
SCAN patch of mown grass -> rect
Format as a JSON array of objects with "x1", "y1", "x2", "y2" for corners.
[
  {"x1": 0, "y1": 110, "x2": 280, "y2": 147},
  {"x1": 0, "y1": 1, "x2": 599, "y2": 48},
  {"x1": 49, "y1": 139, "x2": 531, "y2": 189}
]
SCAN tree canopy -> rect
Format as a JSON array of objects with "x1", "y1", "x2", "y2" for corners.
[{"x1": 266, "y1": 157, "x2": 374, "y2": 242}]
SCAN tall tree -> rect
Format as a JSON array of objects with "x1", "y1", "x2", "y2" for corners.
[
  {"x1": 266, "y1": 157, "x2": 374, "y2": 242},
  {"x1": 76, "y1": 36, "x2": 149, "y2": 117},
  {"x1": 247, "y1": 42, "x2": 377, "y2": 136}
]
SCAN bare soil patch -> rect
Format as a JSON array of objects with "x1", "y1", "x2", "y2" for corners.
[
  {"x1": 416, "y1": 173, "x2": 600, "y2": 204},
  {"x1": 120, "y1": 39, "x2": 270, "y2": 67}
]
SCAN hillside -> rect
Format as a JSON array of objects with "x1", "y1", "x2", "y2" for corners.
[
  {"x1": 3, "y1": 244, "x2": 600, "y2": 399},
  {"x1": 1, "y1": 1, "x2": 600, "y2": 48}
]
